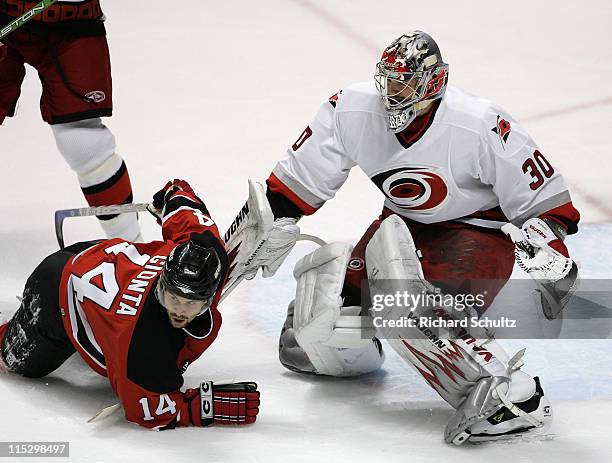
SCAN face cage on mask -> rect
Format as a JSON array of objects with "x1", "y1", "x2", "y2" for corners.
[
  {"x1": 375, "y1": 63, "x2": 436, "y2": 112},
  {"x1": 155, "y1": 280, "x2": 214, "y2": 317}
]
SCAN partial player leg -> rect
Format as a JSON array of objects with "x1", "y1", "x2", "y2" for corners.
[
  {"x1": 0, "y1": 35, "x2": 26, "y2": 124},
  {"x1": 31, "y1": 33, "x2": 141, "y2": 241},
  {"x1": 366, "y1": 215, "x2": 551, "y2": 444},
  {"x1": 0, "y1": 242, "x2": 96, "y2": 378},
  {"x1": 51, "y1": 118, "x2": 141, "y2": 241}
]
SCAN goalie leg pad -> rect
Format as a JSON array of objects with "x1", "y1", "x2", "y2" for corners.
[
  {"x1": 279, "y1": 301, "x2": 384, "y2": 376},
  {"x1": 366, "y1": 215, "x2": 547, "y2": 444},
  {"x1": 281, "y1": 242, "x2": 384, "y2": 377}
]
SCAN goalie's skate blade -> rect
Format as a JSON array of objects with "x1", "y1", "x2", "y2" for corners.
[{"x1": 468, "y1": 425, "x2": 555, "y2": 445}]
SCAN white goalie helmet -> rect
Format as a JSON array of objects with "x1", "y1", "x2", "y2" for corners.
[{"x1": 375, "y1": 31, "x2": 449, "y2": 132}]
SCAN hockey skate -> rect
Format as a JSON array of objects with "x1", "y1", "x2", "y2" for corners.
[{"x1": 448, "y1": 375, "x2": 553, "y2": 445}]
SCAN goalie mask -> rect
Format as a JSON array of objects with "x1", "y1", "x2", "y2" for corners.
[
  {"x1": 375, "y1": 31, "x2": 449, "y2": 132},
  {"x1": 157, "y1": 239, "x2": 224, "y2": 316}
]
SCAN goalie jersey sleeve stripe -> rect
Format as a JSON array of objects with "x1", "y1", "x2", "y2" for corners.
[{"x1": 266, "y1": 172, "x2": 319, "y2": 216}]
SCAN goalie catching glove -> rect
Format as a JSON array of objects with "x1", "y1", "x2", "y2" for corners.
[
  {"x1": 502, "y1": 218, "x2": 578, "y2": 319},
  {"x1": 185, "y1": 381, "x2": 260, "y2": 426},
  {"x1": 513, "y1": 218, "x2": 573, "y2": 281}
]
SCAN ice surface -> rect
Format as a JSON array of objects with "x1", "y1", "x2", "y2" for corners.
[{"x1": 1, "y1": 0, "x2": 611, "y2": 461}]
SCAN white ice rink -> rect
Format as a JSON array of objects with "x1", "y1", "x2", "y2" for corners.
[{"x1": 1, "y1": 0, "x2": 612, "y2": 461}]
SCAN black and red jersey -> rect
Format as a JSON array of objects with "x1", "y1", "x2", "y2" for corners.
[{"x1": 58, "y1": 190, "x2": 226, "y2": 429}]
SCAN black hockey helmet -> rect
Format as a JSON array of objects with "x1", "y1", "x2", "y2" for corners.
[{"x1": 159, "y1": 235, "x2": 226, "y2": 301}]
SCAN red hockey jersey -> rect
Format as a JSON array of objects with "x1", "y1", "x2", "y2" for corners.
[{"x1": 58, "y1": 192, "x2": 226, "y2": 429}]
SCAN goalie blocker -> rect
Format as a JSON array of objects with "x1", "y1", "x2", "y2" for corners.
[{"x1": 279, "y1": 215, "x2": 552, "y2": 444}]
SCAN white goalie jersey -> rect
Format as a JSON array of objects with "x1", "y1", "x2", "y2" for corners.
[{"x1": 268, "y1": 82, "x2": 579, "y2": 230}]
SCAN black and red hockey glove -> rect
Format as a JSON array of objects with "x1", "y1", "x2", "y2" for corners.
[
  {"x1": 147, "y1": 179, "x2": 204, "y2": 224},
  {"x1": 185, "y1": 381, "x2": 260, "y2": 426}
]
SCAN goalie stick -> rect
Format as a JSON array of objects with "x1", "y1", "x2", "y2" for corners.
[
  {"x1": 54, "y1": 181, "x2": 324, "y2": 302},
  {"x1": 0, "y1": 0, "x2": 57, "y2": 40}
]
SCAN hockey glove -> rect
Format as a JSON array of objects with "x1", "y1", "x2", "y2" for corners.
[
  {"x1": 0, "y1": 42, "x2": 6, "y2": 62},
  {"x1": 503, "y1": 219, "x2": 578, "y2": 319},
  {"x1": 244, "y1": 217, "x2": 300, "y2": 279},
  {"x1": 147, "y1": 179, "x2": 203, "y2": 224},
  {"x1": 514, "y1": 218, "x2": 572, "y2": 281},
  {"x1": 185, "y1": 381, "x2": 260, "y2": 426}
]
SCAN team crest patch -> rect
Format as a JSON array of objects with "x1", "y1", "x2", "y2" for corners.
[
  {"x1": 84, "y1": 90, "x2": 106, "y2": 103},
  {"x1": 328, "y1": 90, "x2": 342, "y2": 107},
  {"x1": 348, "y1": 258, "x2": 365, "y2": 271},
  {"x1": 492, "y1": 115, "x2": 511, "y2": 148},
  {"x1": 372, "y1": 167, "x2": 449, "y2": 212}
]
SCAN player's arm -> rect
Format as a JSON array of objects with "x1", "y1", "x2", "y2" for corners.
[
  {"x1": 116, "y1": 308, "x2": 260, "y2": 429},
  {"x1": 479, "y1": 110, "x2": 580, "y2": 311},
  {"x1": 238, "y1": 93, "x2": 355, "y2": 279},
  {"x1": 148, "y1": 179, "x2": 222, "y2": 244},
  {"x1": 267, "y1": 91, "x2": 356, "y2": 220},
  {"x1": 479, "y1": 109, "x2": 580, "y2": 235},
  {"x1": 117, "y1": 378, "x2": 260, "y2": 430}
]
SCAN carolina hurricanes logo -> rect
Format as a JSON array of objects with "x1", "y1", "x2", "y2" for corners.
[
  {"x1": 492, "y1": 115, "x2": 511, "y2": 148},
  {"x1": 423, "y1": 68, "x2": 448, "y2": 99},
  {"x1": 372, "y1": 167, "x2": 449, "y2": 211},
  {"x1": 328, "y1": 90, "x2": 342, "y2": 108}
]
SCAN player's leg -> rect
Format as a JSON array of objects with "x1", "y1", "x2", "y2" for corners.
[
  {"x1": 278, "y1": 241, "x2": 384, "y2": 376},
  {"x1": 0, "y1": 242, "x2": 96, "y2": 378},
  {"x1": 34, "y1": 33, "x2": 141, "y2": 241},
  {"x1": 366, "y1": 215, "x2": 551, "y2": 444},
  {"x1": 0, "y1": 36, "x2": 26, "y2": 125}
]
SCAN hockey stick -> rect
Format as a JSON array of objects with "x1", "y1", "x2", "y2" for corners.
[
  {"x1": 0, "y1": 0, "x2": 57, "y2": 40},
  {"x1": 54, "y1": 202, "x2": 324, "y2": 250},
  {"x1": 54, "y1": 203, "x2": 150, "y2": 249},
  {"x1": 217, "y1": 233, "x2": 326, "y2": 304}
]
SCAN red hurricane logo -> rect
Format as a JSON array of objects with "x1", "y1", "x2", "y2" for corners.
[
  {"x1": 492, "y1": 115, "x2": 511, "y2": 147},
  {"x1": 373, "y1": 167, "x2": 449, "y2": 211}
]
